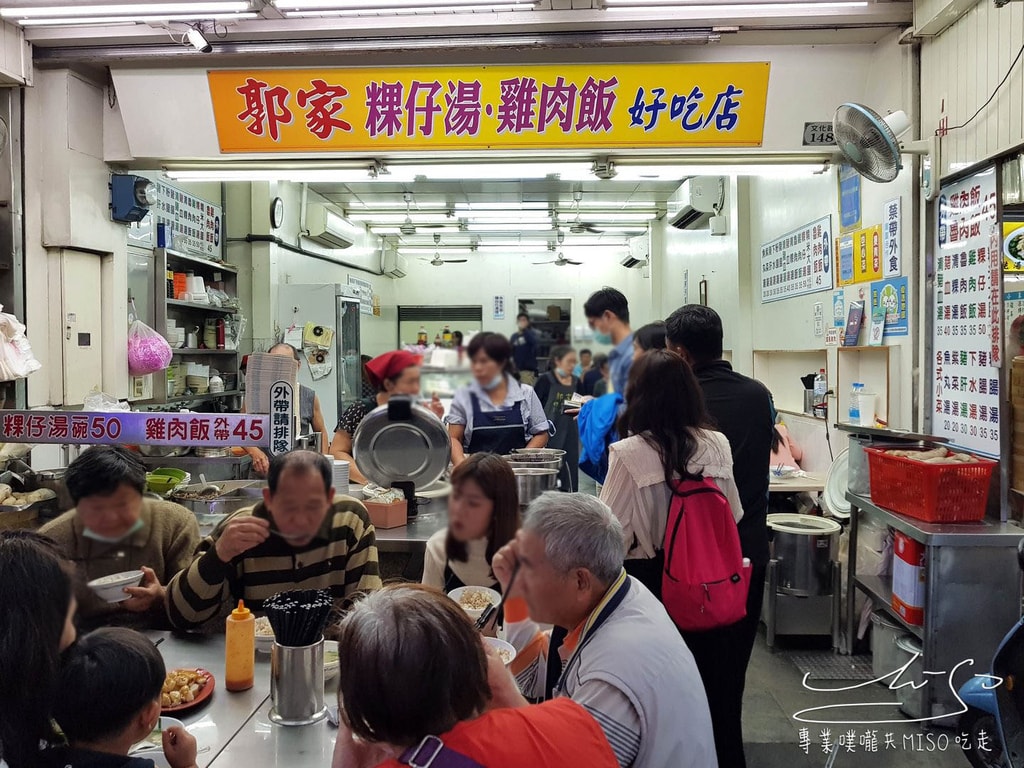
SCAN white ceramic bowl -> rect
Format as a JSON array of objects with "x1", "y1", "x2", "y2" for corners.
[
  {"x1": 448, "y1": 586, "x2": 500, "y2": 620},
  {"x1": 483, "y1": 637, "x2": 517, "y2": 666},
  {"x1": 255, "y1": 633, "x2": 275, "y2": 654},
  {"x1": 130, "y1": 716, "x2": 185, "y2": 756},
  {"x1": 87, "y1": 570, "x2": 144, "y2": 603},
  {"x1": 324, "y1": 640, "x2": 340, "y2": 682}
]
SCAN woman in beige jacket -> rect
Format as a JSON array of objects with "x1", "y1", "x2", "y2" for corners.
[{"x1": 599, "y1": 348, "x2": 743, "y2": 599}]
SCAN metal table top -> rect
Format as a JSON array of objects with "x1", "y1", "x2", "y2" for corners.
[
  {"x1": 155, "y1": 633, "x2": 272, "y2": 768},
  {"x1": 372, "y1": 495, "x2": 449, "y2": 554}
]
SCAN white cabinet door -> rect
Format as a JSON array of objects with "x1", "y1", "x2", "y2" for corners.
[{"x1": 59, "y1": 248, "x2": 103, "y2": 406}]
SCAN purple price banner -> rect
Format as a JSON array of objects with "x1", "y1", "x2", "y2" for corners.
[{"x1": 0, "y1": 411, "x2": 270, "y2": 446}]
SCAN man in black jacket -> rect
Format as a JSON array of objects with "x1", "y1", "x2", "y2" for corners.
[{"x1": 665, "y1": 304, "x2": 774, "y2": 768}]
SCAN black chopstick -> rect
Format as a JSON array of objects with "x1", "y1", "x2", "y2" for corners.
[{"x1": 476, "y1": 561, "x2": 521, "y2": 632}]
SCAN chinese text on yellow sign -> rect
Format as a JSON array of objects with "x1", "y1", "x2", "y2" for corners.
[{"x1": 207, "y1": 64, "x2": 771, "y2": 153}]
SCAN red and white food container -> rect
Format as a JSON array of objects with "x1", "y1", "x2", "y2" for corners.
[{"x1": 891, "y1": 531, "x2": 925, "y2": 626}]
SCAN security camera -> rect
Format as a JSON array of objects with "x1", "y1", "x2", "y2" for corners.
[{"x1": 186, "y1": 25, "x2": 212, "y2": 53}]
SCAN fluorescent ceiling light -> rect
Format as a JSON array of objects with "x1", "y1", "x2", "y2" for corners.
[
  {"x1": 454, "y1": 202, "x2": 549, "y2": 212},
  {"x1": 400, "y1": 163, "x2": 593, "y2": 181},
  {"x1": 467, "y1": 223, "x2": 554, "y2": 232},
  {"x1": 604, "y1": 1, "x2": 866, "y2": 8},
  {"x1": 0, "y1": 2, "x2": 250, "y2": 18},
  {"x1": 284, "y1": 2, "x2": 529, "y2": 14},
  {"x1": 465, "y1": 213, "x2": 552, "y2": 223},
  {"x1": 17, "y1": 11, "x2": 256, "y2": 23},
  {"x1": 164, "y1": 168, "x2": 414, "y2": 183},
  {"x1": 610, "y1": 163, "x2": 828, "y2": 179},
  {"x1": 557, "y1": 212, "x2": 655, "y2": 222},
  {"x1": 348, "y1": 213, "x2": 454, "y2": 224}
]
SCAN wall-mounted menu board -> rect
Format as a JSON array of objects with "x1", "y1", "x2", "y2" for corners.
[
  {"x1": 932, "y1": 167, "x2": 1001, "y2": 457},
  {"x1": 760, "y1": 215, "x2": 834, "y2": 303}
]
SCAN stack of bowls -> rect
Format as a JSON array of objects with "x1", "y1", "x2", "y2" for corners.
[{"x1": 332, "y1": 460, "x2": 350, "y2": 491}]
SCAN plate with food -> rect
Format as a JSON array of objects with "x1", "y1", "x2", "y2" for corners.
[
  {"x1": 255, "y1": 616, "x2": 275, "y2": 654},
  {"x1": 130, "y1": 716, "x2": 185, "y2": 755},
  {"x1": 1005, "y1": 229, "x2": 1024, "y2": 269},
  {"x1": 160, "y1": 668, "x2": 215, "y2": 714},
  {"x1": 448, "y1": 586, "x2": 500, "y2": 621},
  {"x1": 483, "y1": 637, "x2": 517, "y2": 667}
]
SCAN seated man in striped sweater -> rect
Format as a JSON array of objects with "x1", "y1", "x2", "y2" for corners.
[{"x1": 167, "y1": 450, "x2": 381, "y2": 631}]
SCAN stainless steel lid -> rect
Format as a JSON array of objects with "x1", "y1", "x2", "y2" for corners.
[{"x1": 352, "y1": 396, "x2": 451, "y2": 490}]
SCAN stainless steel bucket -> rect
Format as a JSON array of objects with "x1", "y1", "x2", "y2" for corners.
[
  {"x1": 767, "y1": 514, "x2": 841, "y2": 596},
  {"x1": 270, "y1": 637, "x2": 327, "y2": 726},
  {"x1": 513, "y1": 468, "x2": 558, "y2": 506},
  {"x1": 870, "y1": 611, "x2": 905, "y2": 685}
]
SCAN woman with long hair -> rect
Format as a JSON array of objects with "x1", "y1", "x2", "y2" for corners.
[
  {"x1": 0, "y1": 531, "x2": 78, "y2": 768},
  {"x1": 422, "y1": 453, "x2": 520, "y2": 592},
  {"x1": 533, "y1": 345, "x2": 580, "y2": 491},
  {"x1": 600, "y1": 348, "x2": 743, "y2": 595},
  {"x1": 632, "y1": 321, "x2": 668, "y2": 360},
  {"x1": 599, "y1": 348, "x2": 748, "y2": 768}
]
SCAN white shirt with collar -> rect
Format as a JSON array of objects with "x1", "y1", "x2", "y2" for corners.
[{"x1": 445, "y1": 374, "x2": 550, "y2": 446}]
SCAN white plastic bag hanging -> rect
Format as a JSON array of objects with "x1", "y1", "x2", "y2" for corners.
[
  {"x1": 128, "y1": 317, "x2": 173, "y2": 375},
  {"x1": 0, "y1": 304, "x2": 41, "y2": 381}
]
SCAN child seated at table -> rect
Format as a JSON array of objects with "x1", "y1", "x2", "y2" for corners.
[{"x1": 43, "y1": 627, "x2": 198, "y2": 768}]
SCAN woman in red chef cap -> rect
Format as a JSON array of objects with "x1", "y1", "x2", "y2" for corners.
[{"x1": 329, "y1": 350, "x2": 443, "y2": 485}]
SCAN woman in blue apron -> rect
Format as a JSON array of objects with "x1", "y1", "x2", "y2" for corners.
[
  {"x1": 421, "y1": 453, "x2": 519, "y2": 593},
  {"x1": 447, "y1": 332, "x2": 550, "y2": 466}
]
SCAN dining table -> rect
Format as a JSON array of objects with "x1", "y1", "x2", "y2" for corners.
[{"x1": 149, "y1": 632, "x2": 339, "y2": 768}]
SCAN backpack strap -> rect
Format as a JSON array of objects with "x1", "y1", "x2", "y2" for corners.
[{"x1": 398, "y1": 735, "x2": 487, "y2": 768}]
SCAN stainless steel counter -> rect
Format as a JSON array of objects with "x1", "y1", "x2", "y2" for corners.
[
  {"x1": 847, "y1": 492, "x2": 1024, "y2": 546},
  {"x1": 139, "y1": 455, "x2": 253, "y2": 482},
  {"x1": 372, "y1": 497, "x2": 449, "y2": 554}
]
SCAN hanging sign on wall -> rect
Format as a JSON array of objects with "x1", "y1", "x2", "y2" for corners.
[
  {"x1": 759, "y1": 215, "x2": 834, "y2": 303},
  {"x1": 836, "y1": 225, "x2": 883, "y2": 287},
  {"x1": 932, "y1": 167, "x2": 1001, "y2": 457},
  {"x1": 207, "y1": 64, "x2": 771, "y2": 153}
]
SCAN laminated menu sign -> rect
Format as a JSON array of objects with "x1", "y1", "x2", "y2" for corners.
[
  {"x1": 0, "y1": 411, "x2": 268, "y2": 446},
  {"x1": 933, "y1": 167, "x2": 1001, "y2": 457},
  {"x1": 151, "y1": 179, "x2": 223, "y2": 260},
  {"x1": 759, "y1": 215, "x2": 834, "y2": 303}
]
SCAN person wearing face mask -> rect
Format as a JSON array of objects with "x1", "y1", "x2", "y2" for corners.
[
  {"x1": 39, "y1": 446, "x2": 200, "y2": 631},
  {"x1": 447, "y1": 332, "x2": 550, "y2": 467},
  {"x1": 330, "y1": 350, "x2": 443, "y2": 485},
  {"x1": 533, "y1": 346, "x2": 580, "y2": 491},
  {"x1": 510, "y1": 313, "x2": 540, "y2": 386},
  {"x1": 584, "y1": 288, "x2": 634, "y2": 397}
]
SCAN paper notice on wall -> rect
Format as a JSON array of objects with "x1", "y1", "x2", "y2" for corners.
[
  {"x1": 932, "y1": 167, "x2": 1000, "y2": 457},
  {"x1": 759, "y1": 215, "x2": 834, "y2": 303},
  {"x1": 283, "y1": 326, "x2": 304, "y2": 349},
  {"x1": 883, "y1": 197, "x2": 902, "y2": 277},
  {"x1": 825, "y1": 328, "x2": 840, "y2": 346},
  {"x1": 833, "y1": 290, "x2": 845, "y2": 327}
]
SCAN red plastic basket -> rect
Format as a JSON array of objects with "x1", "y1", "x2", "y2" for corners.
[{"x1": 864, "y1": 447, "x2": 997, "y2": 523}]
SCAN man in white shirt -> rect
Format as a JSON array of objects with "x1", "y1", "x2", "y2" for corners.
[{"x1": 491, "y1": 492, "x2": 717, "y2": 768}]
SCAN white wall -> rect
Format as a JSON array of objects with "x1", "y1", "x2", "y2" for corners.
[
  {"x1": 389, "y1": 249, "x2": 656, "y2": 356},
  {"x1": 24, "y1": 69, "x2": 132, "y2": 406},
  {"x1": 919, "y1": 0, "x2": 1024, "y2": 176},
  {"x1": 223, "y1": 181, "x2": 398, "y2": 358}
]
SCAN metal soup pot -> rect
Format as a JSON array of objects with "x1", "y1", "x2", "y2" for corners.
[
  {"x1": 767, "y1": 513, "x2": 842, "y2": 596},
  {"x1": 512, "y1": 468, "x2": 558, "y2": 506}
]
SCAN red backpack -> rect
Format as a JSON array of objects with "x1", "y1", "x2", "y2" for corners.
[{"x1": 662, "y1": 475, "x2": 751, "y2": 632}]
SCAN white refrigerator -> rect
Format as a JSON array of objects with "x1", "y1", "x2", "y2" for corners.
[{"x1": 277, "y1": 283, "x2": 362, "y2": 433}]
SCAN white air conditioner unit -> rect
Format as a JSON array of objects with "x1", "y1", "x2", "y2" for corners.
[
  {"x1": 305, "y1": 203, "x2": 361, "y2": 249},
  {"x1": 382, "y1": 249, "x2": 407, "y2": 279},
  {"x1": 621, "y1": 232, "x2": 651, "y2": 269},
  {"x1": 621, "y1": 254, "x2": 645, "y2": 269},
  {"x1": 667, "y1": 176, "x2": 724, "y2": 230}
]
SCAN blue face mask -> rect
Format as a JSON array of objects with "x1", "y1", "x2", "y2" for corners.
[
  {"x1": 555, "y1": 368, "x2": 568, "y2": 378},
  {"x1": 483, "y1": 374, "x2": 504, "y2": 391},
  {"x1": 83, "y1": 518, "x2": 144, "y2": 544},
  {"x1": 593, "y1": 331, "x2": 613, "y2": 345}
]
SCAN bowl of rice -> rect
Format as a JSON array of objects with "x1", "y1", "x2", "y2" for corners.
[
  {"x1": 483, "y1": 637, "x2": 517, "y2": 666},
  {"x1": 447, "y1": 586, "x2": 500, "y2": 621},
  {"x1": 255, "y1": 616, "x2": 274, "y2": 654}
]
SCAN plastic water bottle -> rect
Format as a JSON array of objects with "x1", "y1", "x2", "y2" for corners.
[
  {"x1": 849, "y1": 382, "x2": 865, "y2": 424},
  {"x1": 813, "y1": 369, "x2": 827, "y2": 400}
]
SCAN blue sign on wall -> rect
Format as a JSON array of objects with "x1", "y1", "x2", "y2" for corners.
[
  {"x1": 870, "y1": 276, "x2": 909, "y2": 337},
  {"x1": 838, "y1": 164, "x2": 862, "y2": 233}
]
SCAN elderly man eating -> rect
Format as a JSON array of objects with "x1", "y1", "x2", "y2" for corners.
[
  {"x1": 493, "y1": 492, "x2": 717, "y2": 768},
  {"x1": 167, "y1": 450, "x2": 381, "y2": 629}
]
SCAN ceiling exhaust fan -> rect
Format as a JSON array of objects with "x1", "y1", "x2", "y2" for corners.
[
  {"x1": 534, "y1": 251, "x2": 582, "y2": 267},
  {"x1": 568, "y1": 190, "x2": 605, "y2": 234},
  {"x1": 400, "y1": 191, "x2": 448, "y2": 235},
  {"x1": 418, "y1": 233, "x2": 467, "y2": 266}
]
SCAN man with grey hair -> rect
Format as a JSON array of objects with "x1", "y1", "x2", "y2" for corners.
[{"x1": 492, "y1": 492, "x2": 716, "y2": 768}]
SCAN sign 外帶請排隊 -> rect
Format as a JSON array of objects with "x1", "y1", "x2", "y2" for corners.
[{"x1": 207, "y1": 64, "x2": 771, "y2": 153}]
